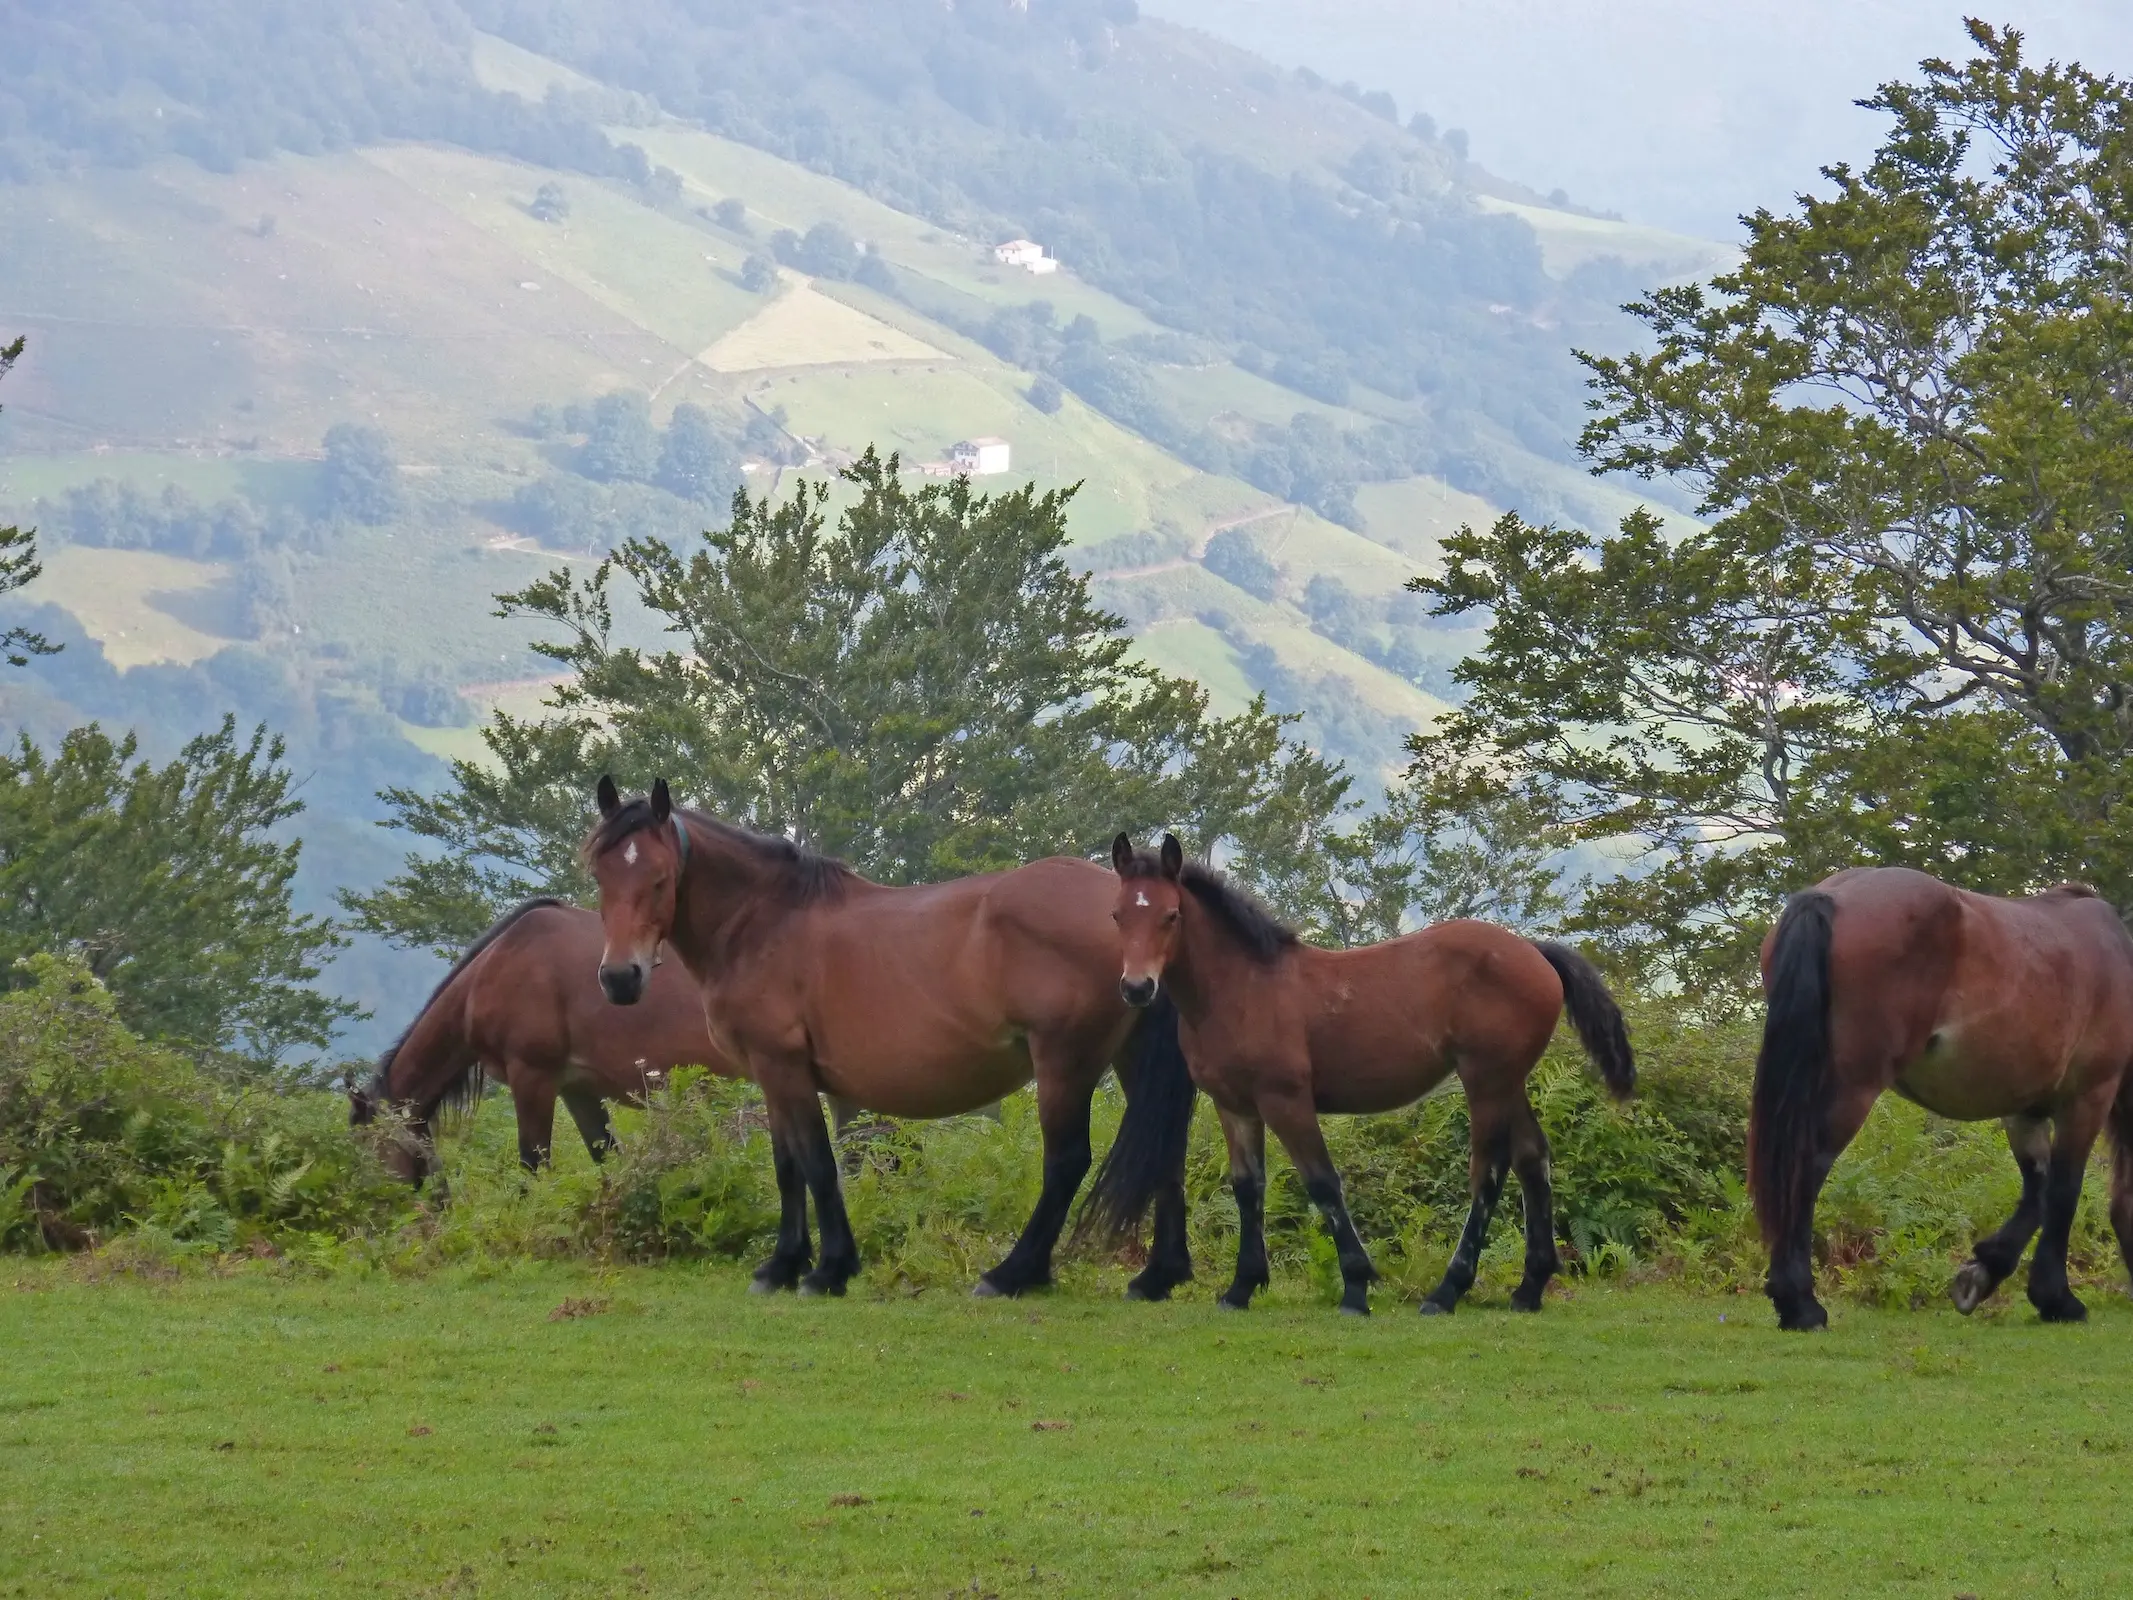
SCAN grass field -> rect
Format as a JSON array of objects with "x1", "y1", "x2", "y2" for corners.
[
  {"x1": 3, "y1": 1267, "x2": 2128, "y2": 1598},
  {"x1": 24, "y1": 547, "x2": 236, "y2": 669}
]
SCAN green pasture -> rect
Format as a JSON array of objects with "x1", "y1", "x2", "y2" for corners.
[
  {"x1": 3, "y1": 1268, "x2": 2127, "y2": 1598},
  {"x1": 1473, "y1": 195, "x2": 1736, "y2": 282}
]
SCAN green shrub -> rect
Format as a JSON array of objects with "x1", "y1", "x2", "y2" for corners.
[{"x1": 0, "y1": 954, "x2": 410, "y2": 1254}]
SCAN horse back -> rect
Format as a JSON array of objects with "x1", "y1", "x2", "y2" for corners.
[{"x1": 1818, "y1": 868, "x2": 2133, "y2": 1116}]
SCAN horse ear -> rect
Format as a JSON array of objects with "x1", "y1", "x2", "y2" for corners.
[
  {"x1": 1159, "y1": 833, "x2": 1183, "y2": 880},
  {"x1": 1111, "y1": 832, "x2": 1135, "y2": 875},
  {"x1": 596, "y1": 774, "x2": 621, "y2": 817},
  {"x1": 650, "y1": 778, "x2": 672, "y2": 823}
]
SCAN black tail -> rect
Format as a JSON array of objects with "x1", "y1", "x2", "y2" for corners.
[
  {"x1": 1749, "y1": 891, "x2": 1836, "y2": 1247},
  {"x1": 1075, "y1": 991, "x2": 1196, "y2": 1248},
  {"x1": 1532, "y1": 940, "x2": 1636, "y2": 1100}
]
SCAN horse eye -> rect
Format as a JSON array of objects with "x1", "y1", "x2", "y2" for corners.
[{"x1": 1162, "y1": 911, "x2": 1179, "y2": 925}]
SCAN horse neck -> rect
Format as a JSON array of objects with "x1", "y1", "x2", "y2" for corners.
[
  {"x1": 381, "y1": 970, "x2": 474, "y2": 1117},
  {"x1": 1164, "y1": 893, "x2": 1251, "y2": 1027},
  {"x1": 666, "y1": 820, "x2": 793, "y2": 977}
]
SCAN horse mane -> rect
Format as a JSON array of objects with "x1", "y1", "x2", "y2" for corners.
[
  {"x1": 1117, "y1": 846, "x2": 1297, "y2": 964},
  {"x1": 2045, "y1": 881, "x2": 2103, "y2": 899},
  {"x1": 584, "y1": 799, "x2": 853, "y2": 906},
  {"x1": 366, "y1": 896, "x2": 565, "y2": 1115}
]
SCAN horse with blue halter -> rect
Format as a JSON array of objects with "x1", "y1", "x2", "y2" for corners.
[
  {"x1": 1084, "y1": 833, "x2": 1635, "y2": 1316},
  {"x1": 1751, "y1": 867, "x2": 2133, "y2": 1330},
  {"x1": 582, "y1": 778, "x2": 1196, "y2": 1300}
]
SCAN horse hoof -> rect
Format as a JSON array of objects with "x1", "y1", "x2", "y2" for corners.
[
  {"x1": 1417, "y1": 1298, "x2": 1454, "y2": 1317},
  {"x1": 798, "y1": 1276, "x2": 849, "y2": 1299},
  {"x1": 1778, "y1": 1302, "x2": 1829, "y2": 1332},
  {"x1": 1125, "y1": 1279, "x2": 1173, "y2": 1303},
  {"x1": 1339, "y1": 1303, "x2": 1370, "y2": 1318},
  {"x1": 1510, "y1": 1293, "x2": 1544, "y2": 1314},
  {"x1": 748, "y1": 1272, "x2": 796, "y2": 1296},
  {"x1": 2036, "y1": 1296, "x2": 2088, "y2": 1324},
  {"x1": 1951, "y1": 1262, "x2": 1991, "y2": 1315},
  {"x1": 971, "y1": 1278, "x2": 1009, "y2": 1299}
]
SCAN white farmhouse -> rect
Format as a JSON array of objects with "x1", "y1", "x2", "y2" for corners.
[
  {"x1": 949, "y1": 437, "x2": 1012, "y2": 475},
  {"x1": 992, "y1": 238, "x2": 1059, "y2": 275}
]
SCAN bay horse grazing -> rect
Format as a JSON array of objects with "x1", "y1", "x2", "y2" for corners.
[
  {"x1": 1084, "y1": 834, "x2": 1634, "y2": 1316},
  {"x1": 349, "y1": 899, "x2": 736, "y2": 1180},
  {"x1": 583, "y1": 778, "x2": 1197, "y2": 1300},
  {"x1": 1751, "y1": 867, "x2": 2133, "y2": 1331}
]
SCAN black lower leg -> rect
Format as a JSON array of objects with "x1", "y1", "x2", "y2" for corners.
[
  {"x1": 2026, "y1": 1153, "x2": 2089, "y2": 1323},
  {"x1": 1218, "y1": 1170, "x2": 1269, "y2": 1309},
  {"x1": 1766, "y1": 1145, "x2": 1834, "y2": 1331},
  {"x1": 751, "y1": 1135, "x2": 812, "y2": 1292},
  {"x1": 793, "y1": 1111, "x2": 861, "y2": 1296},
  {"x1": 1424, "y1": 1163, "x2": 1504, "y2": 1315},
  {"x1": 561, "y1": 1089, "x2": 616, "y2": 1164},
  {"x1": 981, "y1": 1112, "x2": 1092, "y2": 1296},
  {"x1": 1956, "y1": 1134, "x2": 2046, "y2": 1313},
  {"x1": 1303, "y1": 1170, "x2": 1376, "y2": 1315},
  {"x1": 1509, "y1": 1153, "x2": 1559, "y2": 1312},
  {"x1": 1127, "y1": 1179, "x2": 1194, "y2": 1301}
]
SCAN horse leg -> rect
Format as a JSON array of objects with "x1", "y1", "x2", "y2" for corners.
[
  {"x1": 2027, "y1": 1096, "x2": 2108, "y2": 1324},
  {"x1": 1216, "y1": 1110, "x2": 1270, "y2": 1311},
  {"x1": 1767, "y1": 1084, "x2": 1879, "y2": 1332},
  {"x1": 776, "y1": 1086, "x2": 860, "y2": 1297},
  {"x1": 980, "y1": 1045, "x2": 1096, "y2": 1297},
  {"x1": 1260, "y1": 1091, "x2": 1376, "y2": 1316},
  {"x1": 749, "y1": 1127, "x2": 812, "y2": 1295},
  {"x1": 560, "y1": 1086, "x2": 617, "y2": 1164},
  {"x1": 1422, "y1": 1093, "x2": 1510, "y2": 1317},
  {"x1": 1506, "y1": 1099, "x2": 1560, "y2": 1313},
  {"x1": 1131, "y1": 1172, "x2": 1195, "y2": 1303},
  {"x1": 2112, "y1": 1080, "x2": 2133, "y2": 1297},
  {"x1": 1952, "y1": 1114, "x2": 2049, "y2": 1313},
  {"x1": 507, "y1": 1067, "x2": 559, "y2": 1174}
]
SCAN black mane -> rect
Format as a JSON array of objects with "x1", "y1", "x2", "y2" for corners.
[
  {"x1": 585, "y1": 799, "x2": 853, "y2": 906},
  {"x1": 1117, "y1": 846, "x2": 1296, "y2": 964}
]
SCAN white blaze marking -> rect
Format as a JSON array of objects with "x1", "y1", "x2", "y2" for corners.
[
  {"x1": 1135, "y1": 891, "x2": 1149, "y2": 906},
  {"x1": 624, "y1": 840, "x2": 639, "y2": 865}
]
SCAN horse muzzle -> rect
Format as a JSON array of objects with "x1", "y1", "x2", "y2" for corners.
[
  {"x1": 1119, "y1": 974, "x2": 1159, "y2": 1008},
  {"x1": 599, "y1": 960, "x2": 648, "y2": 1005}
]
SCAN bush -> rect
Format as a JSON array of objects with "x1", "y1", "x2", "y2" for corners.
[{"x1": 0, "y1": 955, "x2": 408, "y2": 1253}]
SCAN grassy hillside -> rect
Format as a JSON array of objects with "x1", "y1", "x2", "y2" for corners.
[{"x1": 0, "y1": 14, "x2": 1720, "y2": 1048}]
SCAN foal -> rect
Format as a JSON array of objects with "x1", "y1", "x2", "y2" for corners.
[{"x1": 1086, "y1": 834, "x2": 1634, "y2": 1315}]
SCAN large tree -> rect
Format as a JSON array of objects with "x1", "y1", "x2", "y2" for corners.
[
  {"x1": 1414, "y1": 23, "x2": 2133, "y2": 994},
  {"x1": 0, "y1": 718, "x2": 355, "y2": 1067},
  {"x1": 350, "y1": 450, "x2": 1350, "y2": 955}
]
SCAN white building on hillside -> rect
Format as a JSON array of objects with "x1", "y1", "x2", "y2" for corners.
[
  {"x1": 950, "y1": 437, "x2": 1012, "y2": 475},
  {"x1": 992, "y1": 238, "x2": 1059, "y2": 275}
]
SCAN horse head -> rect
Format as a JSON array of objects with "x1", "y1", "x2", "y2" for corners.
[
  {"x1": 586, "y1": 775, "x2": 690, "y2": 1006},
  {"x1": 1110, "y1": 831, "x2": 1185, "y2": 1007}
]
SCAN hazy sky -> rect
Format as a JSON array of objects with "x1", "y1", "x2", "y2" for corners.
[{"x1": 1144, "y1": 2, "x2": 2133, "y2": 240}]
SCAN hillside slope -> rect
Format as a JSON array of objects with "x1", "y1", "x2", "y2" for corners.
[{"x1": 0, "y1": 7, "x2": 1718, "y2": 1050}]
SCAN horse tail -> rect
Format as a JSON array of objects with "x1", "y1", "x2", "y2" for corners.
[
  {"x1": 1531, "y1": 940, "x2": 1635, "y2": 1100},
  {"x1": 2110, "y1": 1074, "x2": 2133, "y2": 1271},
  {"x1": 361, "y1": 897, "x2": 568, "y2": 1121},
  {"x1": 1749, "y1": 890, "x2": 1837, "y2": 1248},
  {"x1": 1075, "y1": 992, "x2": 1196, "y2": 1248}
]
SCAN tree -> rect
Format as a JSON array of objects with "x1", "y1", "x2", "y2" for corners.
[
  {"x1": 657, "y1": 403, "x2": 739, "y2": 504},
  {"x1": 0, "y1": 718, "x2": 355, "y2": 1066},
  {"x1": 795, "y1": 221, "x2": 858, "y2": 279},
  {"x1": 1026, "y1": 374, "x2": 1064, "y2": 415},
  {"x1": 347, "y1": 449, "x2": 1344, "y2": 955},
  {"x1": 1415, "y1": 25, "x2": 2133, "y2": 993},
  {"x1": 714, "y1": 196, "x2": 750, "y2": 233},
  {"x1": 577, "y1": 393, "x2": 659, "y2": 483},
  {"x1": 740, "y1": 253, "x2": 777, "y2": 294},
  {"x1": 530, "y1": 181, "x2": 570, "y2": 222},
  {"x1": 1204, "y1": 527, "x2": 1282, "y2": 601},
  {"x1": 318, "y1": 423, "x2": 402, "y2": 524},
  {"x1": 0, "y1": 339, "x2": 56, "y2": 667}
]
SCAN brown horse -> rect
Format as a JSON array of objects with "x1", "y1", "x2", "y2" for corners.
[
  {"x1": 1083, "y1": 834, "x2": 1635, "y2": 1316},
  {"x1": 582, "y1": 778, "x2": 1196, "y2": 1300},
  {"x1": 349, "y1": 898, "x2": 735, "y2": 1179},
  {"x1": 1751, "y1": 867, "x2": 2133, "y2": 1331}
]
